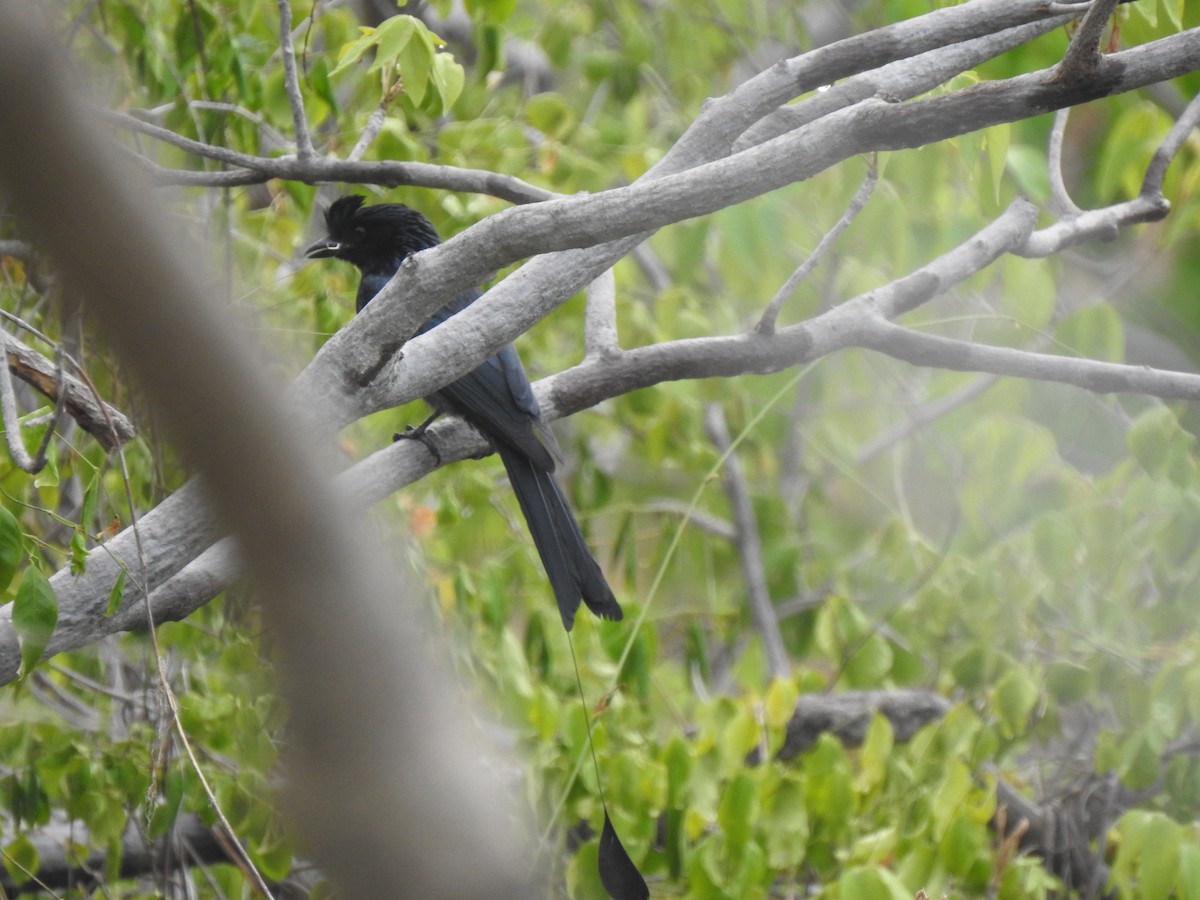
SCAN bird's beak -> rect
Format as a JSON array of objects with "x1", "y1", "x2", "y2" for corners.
[{"x1": 304, "y1": 237, "x2": 341, "y2": 259}]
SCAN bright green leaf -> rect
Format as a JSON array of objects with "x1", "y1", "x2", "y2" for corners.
[
  {"x1": 430, "y1": 52, "x2": 465, "y2": 114},
  {"x1": 836, "y1": 865, "x2": 912, "y2": 900},
  {"x1": 330, "y1": 28, "x2": 380, "y2": 76},
  {"x1": 718, "y1": 771, "x2": 759, "y2": 861},
  {"x1": 375, "y1": 15, "x2": 416, "y2": 64},
  {"x1": 13, "y1": 567, "x2": 57, "y2": 677},
  {"x1": 2, "y1": 834, "x2": 39, "y2": 886},
  {"x1": 992, "y1": 666, "x2": 1039, "y2": 737},
  {"x1": 762, "y1": 777, "x2": 808, "y2": 869},
  {"x1": 0, "y1": 505, "x2": 23, "y2": 595},
  {"x1": 855, "y1": 714, "x2": 893, "y2": 794},
  {"x1": 983, "y1": 122, "x2": 1010, "y2": 204},
  {"x1": 105, "y1": 568, "x2": 127, "y2": 617},
  {"x1": 763, "y1": 677, "x2": 799, "y2": 730},
  {"x1": 398, "y1": 33, "x2": 432, "y2": 106},
  {"x1": 1139, "y1": 813, "x2": 1182, "y2": 900}
]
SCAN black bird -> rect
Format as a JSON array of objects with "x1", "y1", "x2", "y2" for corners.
[{"x1": 306, "y1": 196, "x2": 622, "y2": 631}]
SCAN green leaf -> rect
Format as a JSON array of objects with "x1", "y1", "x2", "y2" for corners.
[
  {"x1": 32, "y1": 454, "x2": 58, "y2": 488},
  {"x1": 762, "y1": 776, "x2": 808, "y2": 869},
  {"x1": 664, "y1": 734, "x2": 693, "y2": 808},
  {"x1": 1118, "y1": 729, "x2": 1163, "y2": 790},
  {"x1": 526, "y1": 92, "x2": 575, "y2": 138},
  {"x1": 1045, "y1": 660, "x2": 1092, "y2": 704},
  {"x1": 1165, "y1": 0, "x2": 1184, "y2": 30},
  {"x1": 717, "y1": 771, "x2": 758, "y2": 861},
  {"x1": 465, "y1": 0, "x2": 518, "y2": 23},
  {"x1": 1131, "y1": 0, "x2": 1157, "y2": 27},
  {"x1": 763, "y1": 677, "x2": 798, "y2": 729},
  {"x1": 13, "y1": 567, "x2": 57, "y2": 677},
  {"x1": 330, "y1": 27, "x2": 380, "y2": 77},
  {"x1": 2, "y1": 834, "x2": 39, "y2": 886},
  {"x1": 992, "y1": 666, "x2": 1039, "y2": 737},
  {"x1": 1129, "y1": 406, "x2": 1196, "y2": 484},
  {"x1": 1054, "y1": 302, "x2": 1124, "y2": 362},
  {"x1": 0, "y1": 505, "x2": 23, "y2": 595},
  {"x1": 375, "y1": 15, "x2": 416, "y2": 64},
  {"x1": 719, "y1": 706, "x2": 759, "y2": 771},
  {"x1": 398, "y1": 32, "x2": 432, "y2": 106},
  {"x1": 1139, "y1": 812, "x2": 1182, "y2": 900},
  {"x1": 1005, "y1": 144, "x2": 1050, "y2": 202},
  {"x1": 430, "y1": 53, "x2": 465, "y2": 114},
  {"x1": 105, "y1": 568, "x2": 127, "y2": 617},
  {"x1": 931, "y1": 759, "x2": 971, "y2": 837},
  {"x1": 70, "y1": 472, "x2": 100, "y2": 574},
  {"x1": 843, "y1": 632, "x2": 893, "y2": 687},
  {"x1": 308, "y1": 56, "x2": 337, "y2": 110},
  {"x1": 855, "y1": 714, "x2": 893, "y2": 794},
  {"x1": 836, "y1": 865, "x2": 912, "y2": 900},
  {"x1": 983, "y1": 122, "x2": 1010, "y2": 204},
  {"x1": 1178, "y1": 842, "x2": 1200, "y2": 900}
]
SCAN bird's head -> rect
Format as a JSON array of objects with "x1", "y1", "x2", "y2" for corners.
[{"x1": 304, "y1": 195, "x2": 442, "y2": 271}]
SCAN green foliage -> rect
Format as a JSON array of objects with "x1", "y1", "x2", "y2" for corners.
[
  {"x1": 12, "y1": 567, "x2": 57, "y2": 678},
  {"x1": 2, "y1": 0, "x2": 1200, "y2": 895}
]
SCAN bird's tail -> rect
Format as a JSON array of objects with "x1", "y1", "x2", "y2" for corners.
[{"x1": 498, "y1": 446, "x2": 622, "y2": 631}]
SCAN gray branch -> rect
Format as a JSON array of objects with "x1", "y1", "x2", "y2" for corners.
[{"x1": 704, "y1": 404, "x2": 790, "y2": 682}]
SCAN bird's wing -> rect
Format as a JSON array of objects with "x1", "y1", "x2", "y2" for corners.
[{"x1": 423, "y1": 292, "x2": 559, "y2": 472}]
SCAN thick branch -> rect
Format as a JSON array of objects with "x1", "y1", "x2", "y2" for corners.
[
  {"x1": 314, "y1": 30, "x2": 1200, "y2": 422},
  {"x1": 1, "y1": 332, "x2": 136, "y2": 450}
]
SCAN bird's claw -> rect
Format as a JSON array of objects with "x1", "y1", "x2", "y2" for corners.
[{"x1": 394, "y1": 425, "x2": 442, "y2": 466}]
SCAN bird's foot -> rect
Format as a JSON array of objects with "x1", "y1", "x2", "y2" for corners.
[{"x1": 394, "y1": 425, "x2": 442, "y2": 466}]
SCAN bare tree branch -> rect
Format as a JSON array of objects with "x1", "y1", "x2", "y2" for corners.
[
  {"x1": 106, "y1": 110, "x2": 558, "y2": 204},
  {"x1": 756, "y1": 155, "x2": 877, "y2": 335},
  {"x1": 276, "y1": 0, "x2": 315, "y2": 160},
  {"x1": 855, "y1": 373, "x2": 1002, "y2": 466},
  {"x1": 1048, "y1": 108, "x2": 1084, "y2": 215},
  {"x1": 3, "y1": 0, "x2": 1199, "y2": 713},
  {"x1": 0, "y1": 338, "x2": 65, "y2": 473},
  {"x1": 704, "y1": 404, "x2": 790, "y2": 682},
  {"x1": 0, "y1": 329, "x2": 135, "y2": 450},
  {"x1": 0, "y1": 239, "x2": 35, "y2": 260},
  {"x1": 856, "y1": 321, "x2": 1200, "y2": 400},
  {"x1": 1057, "y1": 0, "x2": 1120, "y2": 79},
  {"x1": 583, "y1": 268, "x2": 619, "y2": 359},
  {"x1": 1142, "y1": 89, "x2": 1200, "y2": 196}
]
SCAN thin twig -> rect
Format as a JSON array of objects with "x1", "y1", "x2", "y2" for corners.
[
  {"x1": 856, "y1": 373, "x2": 1001, "y2": 465},
  {"x1": 0, "y1": 335, "x2": 66, "y2": 473},
  {"x1": 1142, "y1": 90, "x2": 1200, "y2": 197},
  {"x1": 1048, "y1": 108, "x2": 1083, "y2": 215},
  {"x1": 1057, "y1": 0, "x2": 1119, "y2": 78},
  {"x1": 186, "y1": 100, "x2": 292, "y2": 151},
  {"x1": 641, "y1": 499, "x2": 735, "y2": 540},
  {"x1": 276, "y1": 0, "x2": 315, "y2": 160},
  {"x1": 347, "y1": 78, "x2": 405, "y2": 163},
  {"x1": 757, "y1": 154, "x2": 877, "y2": 334},
  {"x1": 106, "y1": 112, "x2": 555, "y2": 203},
  {"x1": 703, "y1": 404, "x2": 790, "y2": 682}
]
